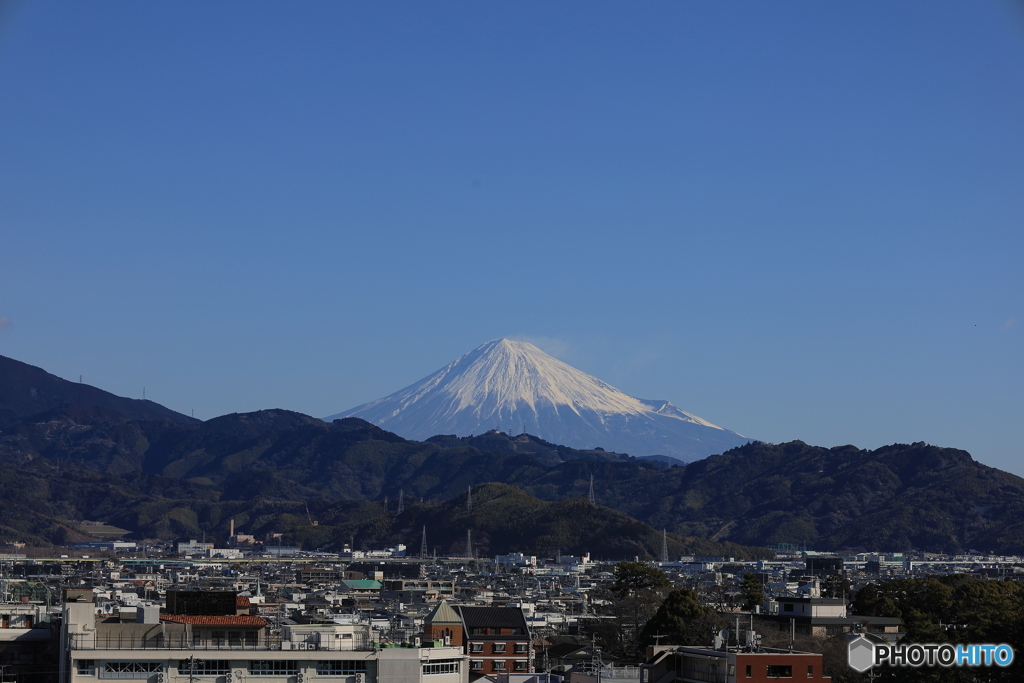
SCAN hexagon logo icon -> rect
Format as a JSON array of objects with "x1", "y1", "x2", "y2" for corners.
[{"x1": 848, "y1": 636, "x2": 875, "y2": 672}]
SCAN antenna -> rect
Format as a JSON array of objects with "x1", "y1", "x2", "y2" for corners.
[
  {"x1": 466, "y1": 485, "x2": 473, "y2": 511},
  {"x1": 661, "y1": 529, "x2": 669, "y2": 564},
  {"x1": 588, "y1": 474, "x2": 596, "y2": 506},
  {"x1": 397, "y1": 489, "x2": 405, "y2": 514},
  {"x1": 420, "y1": 526, "x2": 428, "y2": 559}
]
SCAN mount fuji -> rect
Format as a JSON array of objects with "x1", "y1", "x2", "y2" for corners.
[{"x1": 326, "y1": 339, "x2": 750, "y2": 461}]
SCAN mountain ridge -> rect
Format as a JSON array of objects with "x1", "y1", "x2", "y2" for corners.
[
  {"x1": 3, "y1": 354, "x2": 1024, "y2": 554},
  {"x1": 0, "y1": 355, "x2": 197, "y2": 425}
]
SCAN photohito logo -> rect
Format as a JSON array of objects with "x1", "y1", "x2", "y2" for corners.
[{"x1": 847, "y1": 636, "x2": 1014, "y2": 672}]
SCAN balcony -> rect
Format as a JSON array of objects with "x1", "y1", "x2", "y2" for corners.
[{"x1": 68, "y1": 633, "x2": 376, "y2": 652}]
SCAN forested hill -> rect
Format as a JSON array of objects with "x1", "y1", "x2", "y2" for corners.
[
  {"x1": 0, "y1": 355, "x2": 197, "y2": 424},
  {"x1": 527, "y1": 440, "x2": 1024, "y2": 555},
  {"x1": 1, "y1": 384, "x2": 1023, "y2": 554}
]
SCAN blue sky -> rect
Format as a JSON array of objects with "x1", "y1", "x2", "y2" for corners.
[{"x1": 2, "y1": 2, "x2": 1023, "y2": 474}]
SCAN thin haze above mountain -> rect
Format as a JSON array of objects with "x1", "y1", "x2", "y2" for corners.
[{"x1": 326, "y1": 339, "x2": 750, "y2": 460}]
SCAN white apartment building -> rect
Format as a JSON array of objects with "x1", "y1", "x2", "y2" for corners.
[{"x1": 60, "y1": 595, "x2": 467, "y2": 683}]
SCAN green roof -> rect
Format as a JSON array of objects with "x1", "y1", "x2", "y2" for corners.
[{"x1": 424, "y1": 600, "x2": 462, "y2": 625}]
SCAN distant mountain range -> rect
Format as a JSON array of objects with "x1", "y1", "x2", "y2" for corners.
[
  {"x1": 0, "y1": 355, "x2": 196, "y2": 425},
  {"x1": 2, "y1": 353, "x2": 1023, "y2": 556},
  {"x1": 327, "y1": 339, "x2": 750, "y2": 461}
]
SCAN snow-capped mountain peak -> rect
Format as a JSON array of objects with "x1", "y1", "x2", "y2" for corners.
[{"x1": 326, "y1": 339, "x2": 749, "y2": 460}]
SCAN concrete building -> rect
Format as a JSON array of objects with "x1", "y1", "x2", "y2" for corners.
[{"x1": 60, "y1": 592, "x2": 467, "y2": 683}]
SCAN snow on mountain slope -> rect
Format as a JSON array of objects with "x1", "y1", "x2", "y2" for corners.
[{"x1": 325, "y1": 339, "x2": 750, "y2": 460}]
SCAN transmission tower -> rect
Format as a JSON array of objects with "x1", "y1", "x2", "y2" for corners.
[
  {"x1": 661, "y1": 529, "x2": 669, "y2": 563},
  {"x1": 588, "y1": 474, "x2": 596, "y2": 506},
  {"x1": 397, "y1": 489, "x2": 405, "y2": 514},
  {"x1": 420, "y1": 526, "x2": 428, "y2": 558},
  {"x1": 466, "y1": 485, "x2": 473, "y2": 510},
  {"x1": 466, "y1": 529, "x2": 473, "y2": 559},
  {"x1": 383, "y1": 496, "x2": 388, "y2": 513}
]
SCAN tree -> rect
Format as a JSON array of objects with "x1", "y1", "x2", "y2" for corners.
[
  {"x1": 821, "y1": 573, "x2": 848, "y2": 599},
  {"x1": 609, "y1": 562, "x2": 673, "y2": 657},
  {"x1": 639, "y1": 589, "x2": 721, "y2": 649},
  {"x1": 740, "y1": 572, "x2": 765, "y2": 611},
  {"x1": 612, "y1": 561, "x2": 671, "y2": 595}
]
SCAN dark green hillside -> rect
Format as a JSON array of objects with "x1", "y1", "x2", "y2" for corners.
[
  {"x1": 3, "y1": 365, "x2": 1024, "y2": 555},
  {"x1": 0, "y1": 355, "x2": 196, "y2": 424},
  {"x1": 556, "y1": 440, "x2": 1024, "y2": 554},
  {"x1": 246, "y1": 483, "x2": 770, "y2": 560}
]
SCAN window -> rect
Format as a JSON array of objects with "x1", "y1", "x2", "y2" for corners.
[
  {"x1": 101, "y1": 663, "x2": 163, "y2": 679},
  {"x1": 514, "y1": 661, "x2": 527, "y2": 671},
  {"x1": 249, "y1": 661, "x2": 299, "y2": 676},
  {"x1": 470, "y1": 661, "x2": 483, "y2": 671},
  {"x1": 783, "y1": 604, "x2": 794, "y2": 612},
  {"x1": 211, "y1": 631, "x2": 226, "y2": 646},
  {"x1": 492, "y1": 643, "x2": 506, "y2": 653},
  {"x1": 514, "y1": 643, "x2": 528, "y2": 653},
  {"x1": 422, "y1": 659, "x2": 460, "y2": 675},
  {"x1": 745, "y1": 665, "x2": 751, "y2": 678},
  {"x1": 807, "y1": 665, "x2": 813, "y2": 678},
  {"x1": 178, "y1": 661, "x2": 230, "y2": 677},
  {"x1": 77, "y1": 660, "x2": 96, "y2": 676},
  {"x1": 492, "y1": 661, "x2": 505, "y2": 671},
  {"x1": 229, "y1": 632, "x2": 242, "y2": 647},
  {"x1": 316, "y1": 662, "x2": 367, "y2": 676},
  {"x1": 469, "y1": 643, "x2": 483, "y2": 653},
  {"x1": 767, "y1": 665, "x2": 793, "y2": 678}
]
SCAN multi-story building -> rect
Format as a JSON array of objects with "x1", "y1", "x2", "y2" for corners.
[
  {"x1": 381, "y1": 581, "x2": 455, "y2": 605},
  {"x1": 642, "y1": 644, "x2": 831, "y2": 683},
  {"x1": 762, "y1": 595, "x2": 903, "y2": 640},
  {"x1": 60, "y1": 592, "x2": 467, "y2": 683},
  {"x1": 422, "y1": 603, "x2": 531, "y2": 679}
]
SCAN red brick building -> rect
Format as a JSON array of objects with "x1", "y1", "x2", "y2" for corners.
[
  {"x1": 642, "y1": 645, "x2": 831, "y2": 682},
  {"x1": 422, "y1": 603, "x2": 531, "y2": 679}
]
